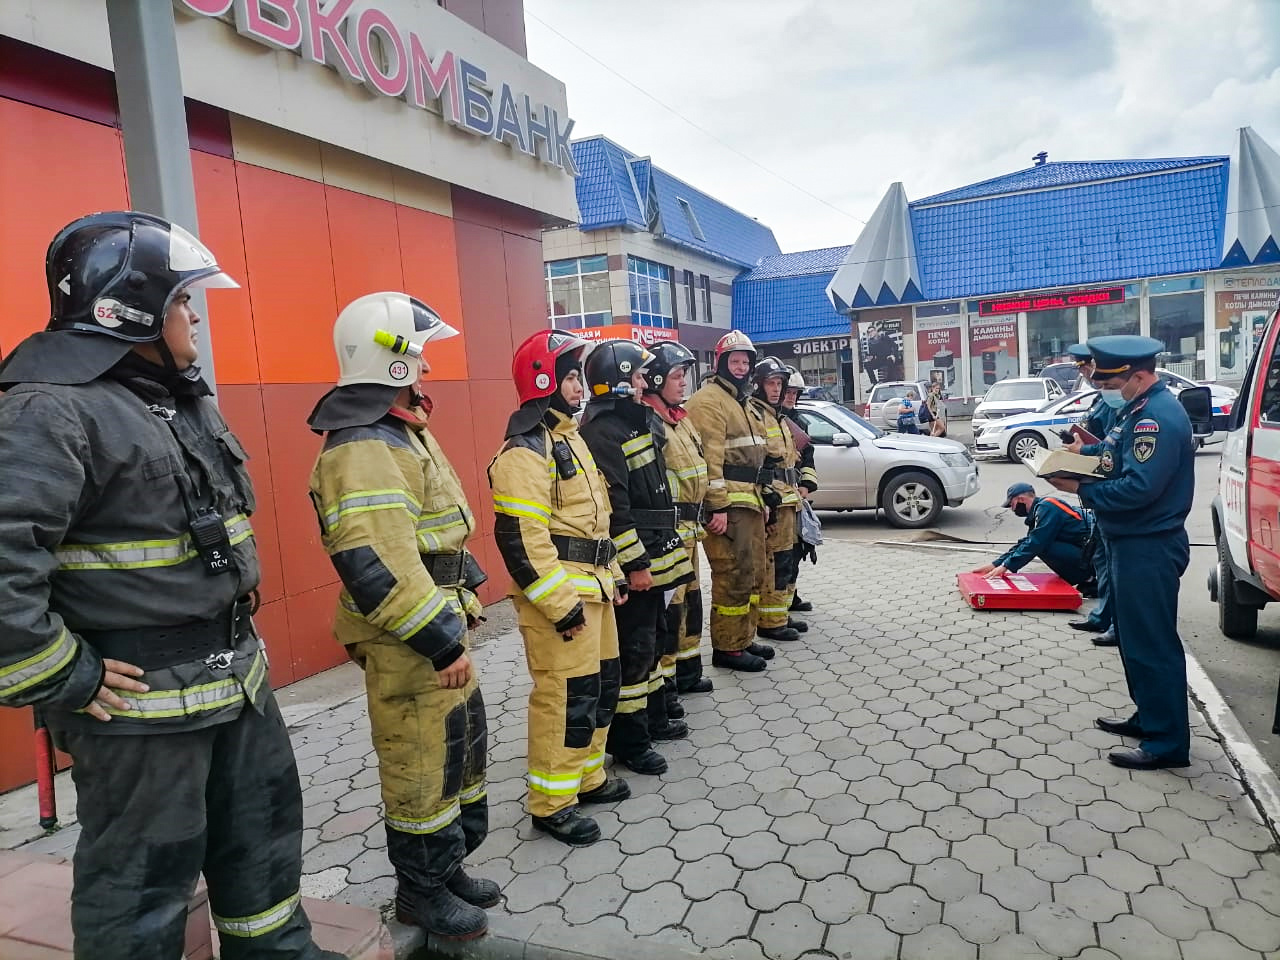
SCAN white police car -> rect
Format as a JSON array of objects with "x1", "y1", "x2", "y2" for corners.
[{"x1": 973, "y1": 390, "x2": 1103, "y2": 463}]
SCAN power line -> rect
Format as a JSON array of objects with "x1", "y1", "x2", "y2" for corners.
[{"x1": 524, "y1": 10, "x2": 867, "y2": 228}]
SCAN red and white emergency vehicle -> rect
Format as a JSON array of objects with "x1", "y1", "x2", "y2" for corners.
[{"x1": 1209, "y1": 303, "x2": 1280, "y2": 638}]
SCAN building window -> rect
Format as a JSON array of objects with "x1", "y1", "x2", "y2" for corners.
[
  {"x1": 628, "y1": 255, "x2": 674, "y2": 328},
  {"x1": 677, "y1": 198, "x2": 706, "y2": 241},
  {"x1": 545, "y1": 255, "x2": 611, "y2": 330},
  {"x1": 684, "y1": 269, "x2": 697, "y2": 323},
  {"x1": 1151, "y1": 290, "x2": 1206, "y2": 380},
  {"x1": 1086, "y1": 287, "x2": 1140, "y2": 339},
  {"x1": 700, "y1": 274, "x2": 713, "y2": 323},
  {"x1": 1026, "y1": 308, "x2": 1078, "y2": 374}
]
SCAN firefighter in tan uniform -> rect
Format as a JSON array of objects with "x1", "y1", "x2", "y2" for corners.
[
  {"x1": 781, "y1": 366, "x2": 820, "y2": 610},
  {"x1": 642, "y1": 342, "x2": 714, "y2": 701},
  {"x1": 488, "y1": 331, "x2": 631, "y2": 847},
  {"x1": 751, "y1": 357, "x2": 805, "y2": 642},
  {"x1": 685, "y1": 331, "x2": 777, "y2": 672},
  {"x1": 308, "y1": 293, "x2": 494, "y2": 942}
]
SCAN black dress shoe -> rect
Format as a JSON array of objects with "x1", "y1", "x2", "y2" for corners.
[
  {"x1": 446, "y1": 868, "x2": 502, "y2": 908},
  {"x1": 1078, "y1": 580, "x2": 1099, "y2": 599},
  {"x1": 787, "y1": 617, "x2": 808, "y2": 633},
  {"x1": 1095, "y1": 717, "x2": 1144, "y2": 737},
  {"x1": 532, "y1": 807, "x2": 601, "y2": 846},
  {"x1": 758, "y1": 625, "x2": 801, "y2": 642},
  {"x1": 746, "y1": 642, "x2": 776, "y2": 660},
  {"x1": 1108, "y1": 747, "x2": 1190, "y2": 770},
  {"x1": 652, "y1": 719, "x2": 689, "y2": 741},
  {"x1": 677, "y1": 676, "x2": 714, "y2": 694},
  {"x1": 617, "y1": 748, "x2": 668, "y2": 775},
  {"x1": 790, "y1": 595, "x2": 813, "y2": 612},
  {"x1": 712, "y1": 649, "x2": 768, "y2": 672},
  {"x1": 1092, "y1": 630, "x2": 1119, "y2": 647},
  {"x1": 1068, "y1": 619, "x2": 1105, "y2": 633},
  {"x1": 578, "y1": 777, "x2": 631, "y2": 804}
]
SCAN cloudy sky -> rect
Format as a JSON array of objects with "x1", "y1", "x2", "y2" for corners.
[{"x1": 524, "y1": 0, "x2": 1280, "y2": 255}]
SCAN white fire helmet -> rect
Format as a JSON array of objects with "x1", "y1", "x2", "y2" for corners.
[
  {"x1": 333, "y1": 292, "x2": 458, "y2": 388},
  {"x1": 786, "y1": 367, "x2": 806, "y2": 391}
]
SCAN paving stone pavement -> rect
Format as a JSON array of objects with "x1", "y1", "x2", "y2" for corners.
[{"x1": 9, "y1": 540, "x2": 1279, "y2": 958}]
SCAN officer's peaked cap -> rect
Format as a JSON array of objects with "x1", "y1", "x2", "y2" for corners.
[
  {"x1": 1065, "y1": 343, "x2": 1092, "y2": 364},
  {"x1": 1086, "y1": 335, "x2": 1164, "y2": 377}
]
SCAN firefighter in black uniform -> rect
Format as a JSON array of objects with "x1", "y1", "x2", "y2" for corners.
[
  {"x1": 0, "y1": 212, "x2": 341, "y2": 960},
  {"x1": 580, "y1": 340, "x2": 695, "y2": 775}
]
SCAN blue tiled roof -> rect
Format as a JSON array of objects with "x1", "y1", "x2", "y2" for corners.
[
  {"x1": 911, "y1": 161, "x2": 1229, "y2": 300},
  {"x1": 743, "y1": 246, "x2": 851, "y2": 281},
  {"x1": 733, "y1": 270, "x2": 848, "y2": 342},
  {"x1": 570, "y1": 137, "x2": 780, "y2": 269},
  {"x1": 915, "y1": 158, "x2": 1227, "y2": 206},
  {"x1": 572, "y1": 137, "x2": 645, "y2": 231}
]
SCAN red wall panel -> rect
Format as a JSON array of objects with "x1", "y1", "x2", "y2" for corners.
[
  {"x1": 236, "y1": 165, "x2": 338, "y2": 385},
  {"x1": 325, "y1": 186, "x2": 406, "y2": 311},
  {"x1": 0, "y1": 99, "x2": 128, "y2": 354},
  {"x1": 398, "y1": 206, "x2": 469, "y2": 381}
]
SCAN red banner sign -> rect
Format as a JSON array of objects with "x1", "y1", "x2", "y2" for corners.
[{"x1": 978, "y1": 286, "x2": 1124, "y2": 317}]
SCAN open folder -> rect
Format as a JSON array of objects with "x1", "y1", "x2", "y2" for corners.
[{"x1": 1024, "y1": 446, "x2": 1103, "y2": 482}]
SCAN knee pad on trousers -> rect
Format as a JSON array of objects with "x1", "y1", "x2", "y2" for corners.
[
  {"x1": 597, "y1": 656, "x2": 620, "y2": 728},
  {"x1": 465, "y1": 688, "x2": 487, "y2": 784},
  {"x1": 442, "y1": 703, "x2": 468, "y2": 799},
  {"x1": 661, "y1": 604, "x2": 682, "y2": 656},
  {"x1": 564, "y1": 674, "x2": 600, "y2": 749},
  {"x1": 684, "y1": 589, "x2": 703, "y2": 636}
]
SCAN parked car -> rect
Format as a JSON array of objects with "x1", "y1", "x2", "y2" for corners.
[
  {"x1": 1037, "y1": 362, "x2": 1080, "y2": 393},
  {"x1": 971, "y1": 377, "x2": 1065, "y2": 433},
  {"x1": 862, "y1": 380, "x2": 932, "y2": 429},
  {"x1": 1072, "y1": 368, "x2": 1237, "y2": 431},
  {"x1": 793, "y1": 400, "x2": 980, "y2": 528},
  {"x1": 973, "y1": 390, "x2": 1099, "y2": 462}
]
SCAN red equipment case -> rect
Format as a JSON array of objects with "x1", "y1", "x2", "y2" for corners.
[{"x1": 957, "y1": 572, "x2": 1082, "y2": 611}]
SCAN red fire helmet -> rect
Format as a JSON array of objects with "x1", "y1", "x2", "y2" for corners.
[{"x1": 512, "y1": 329, "x2": 590, "y2": 404}]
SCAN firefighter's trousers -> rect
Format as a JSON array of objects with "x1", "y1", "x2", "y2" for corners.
[
  {"x1": 58, "y1": 696, "x2": 329, "y2": 960},
  {"x1": 665, "y1": 545, "x2": 706, "y2": 686},
  {"x1": 758, "y1": 506, "x2": 799, "y2": 628},
  {"x1": 516, "y1": 595, "x2": 620, "y2": 817},
  {"x1": 350, "y1": 634, "x2": 488, "y2": 893},
  {"x1": 702, "y1": 508, "x2": 766, "y2": 651},
  {"x1": 607, "y1": 588, "x2": 664, "y2": 759}
]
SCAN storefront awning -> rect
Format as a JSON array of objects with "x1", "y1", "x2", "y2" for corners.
[{"x1": 826, "y1": 182, "x2": 923, "y2": 312}]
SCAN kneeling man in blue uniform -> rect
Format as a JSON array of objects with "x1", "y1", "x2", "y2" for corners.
[
  {"x1": 1051, "y1": 335, "x2": 1195, "y2": 770},
  {"x1": 975, "y1": 482, "x2": 1094, "y2": 589}
]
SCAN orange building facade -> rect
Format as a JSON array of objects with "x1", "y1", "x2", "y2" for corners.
[{"x1": 0, "y1": 1, "x2": 576, "y2": 793}]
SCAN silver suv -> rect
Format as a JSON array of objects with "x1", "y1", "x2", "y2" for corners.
[
  {"x1": 862, "y1": 380, "x2": 932, "y2": 429},
  {"x1": 793, "y1": 400, "x2": 980, "y2": 528}
]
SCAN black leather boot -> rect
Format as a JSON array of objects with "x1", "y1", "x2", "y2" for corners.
[
  {"x1": 787, "y1": 617, "x2": 808, "y2": 633},
  {"x1": 652, "y1": 719, "x2": 689, "y2": 741},
  {"x1": 616, "y1": 748, "x2": 668, "y2": 775},
  {"x1": 446, "y1": 868, "x2": 501, "y2": 908},
  {"x1": 790, "y1": 594, "x2": 812, "y2": 612},
  {"x1": 395, "y1": 885, "x2": 488, "y2": 941},
  {"x1": 664, "y1": 695, "x2": 685, "y2": 719},
  {"x1": 677, "y1": 676, "x2": 714, "y2": 693},
  {"x1": 746, "y1": 641, "x2": 776, "y2": 660},
  {"x1": 758, "y1": 625, "x2": 801, "y2": 642},
  {"x1": 578, "y1": 777, "x2": 631, "y2": 804},
  {"x1": 712, "y1": 649, "x2": 768, "y2": 671},
  {"x1": 532, "y1": 807, "x2": 601, "y2": 846}
]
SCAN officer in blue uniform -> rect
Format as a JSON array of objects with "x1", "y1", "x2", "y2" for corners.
[
  {"x1": 1064, "y1": 343, "x2": 1118, "y2": 645},
  {"x1": 1048, "y1": 335, "x2": 1195, "y2": 770},
  {"x1": 974, "y1": 481, "x2": 1093, "y2": 586}
]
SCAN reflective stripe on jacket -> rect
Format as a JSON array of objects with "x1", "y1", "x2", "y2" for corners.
[
  {"x1": 488, "y1": 409, "x2": 623, "y2": 630},
  {"x1": 309, "y1": 416, "x2": 481, "y2": 668},
  {"x1": 685, "y1": 377, "x2": 767, "y2": 513}
]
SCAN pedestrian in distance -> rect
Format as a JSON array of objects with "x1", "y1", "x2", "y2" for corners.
[
  {"x1": 307, "y1": 293, "x2": 496, "y2": 941},
  {"x1": 0, "y1": 211, "x2": 343, "y2": 960},
  {"x1": 896, "y1": 390, "x2": 921, "y2": 434},
  {"x1": 1052, "y1": 335, "x2": 1196, "y2": 770},
  {"x1": 487, "y1": 331, "x2": 631, "y2": 847},
  {"x1": 580, "y1": 339, "x2": 695, "y2": 777}
]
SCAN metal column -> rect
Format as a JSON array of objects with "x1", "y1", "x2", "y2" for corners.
[{"x1": 105, "y1": 0, "x2": 218, "y2": 395}]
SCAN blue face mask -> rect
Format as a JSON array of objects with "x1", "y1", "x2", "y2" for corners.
[{"x1": 1100, "y1": 388, "x2": 1127, "y2": 409}]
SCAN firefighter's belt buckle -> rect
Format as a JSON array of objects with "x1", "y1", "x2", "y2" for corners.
[
  {"x1": 594, "y1": 540, "x2": 614, "y2": 567},
  {"x1": 204, "y1": 649, "x2": 235, "y2": 670}
]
